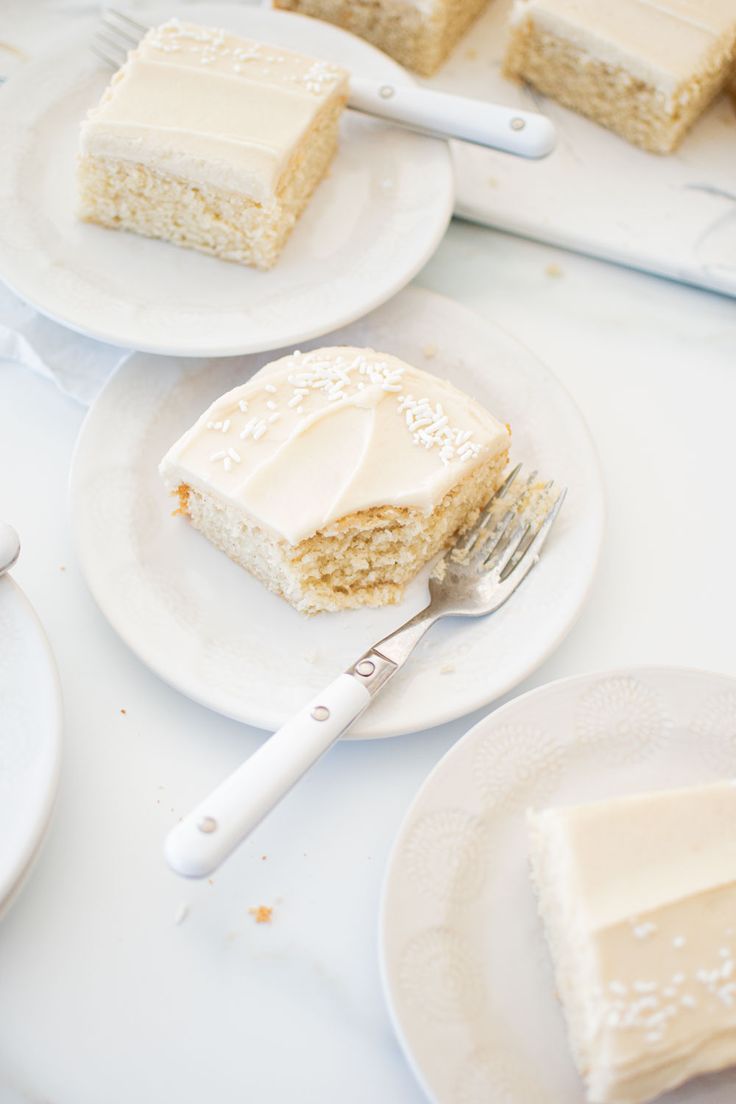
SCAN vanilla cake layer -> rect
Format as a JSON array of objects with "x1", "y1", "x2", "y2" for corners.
[
  {"x1": 505, "y1": 0, "x2": 736, "y2": 153},
  {"x1": 78, "y1": 20, "x2": 348, "y2": 268},
  {"x1": 160, "y1": 347, "x2": 511, "y2": 613},
  {"x1": 529, "y1": 782, "x2": 736, "y2": 1104},
  {"x1": 273, "y1": 0, "x2": 491, "y2": 77}
]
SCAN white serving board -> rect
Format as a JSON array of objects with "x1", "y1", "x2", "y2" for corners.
[{"x1": 426, "y1": 0, "x2": 736, "y2": 297}]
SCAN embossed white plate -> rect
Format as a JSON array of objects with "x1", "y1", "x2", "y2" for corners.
[
  {"x1": 69, "y1": 286, "x2": 603, "y2": 738},
  {"x1": 0, "y1": 575, "x2": 62, "y2": 916},
  {"x1": 380, "y1": 666, "x2": 736, "y2": 1103},
  {"x1": 0, "y1": 5, "x2": 453, "y2": 356}
]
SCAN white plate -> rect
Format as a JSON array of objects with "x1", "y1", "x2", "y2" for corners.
[
  {"x1": 70, "y1": 286, "x2": 603, "y2": 739},
  {"x1": 380, "y1": 666, "x2": 736, "y2": 1103},
  {"x1": 0, "y1": 575, "x2": 62, "y2": 916},
  {"x1": 0, "y1": 5, "x2": 453, "y2": 357},
  {"x1": 428, "y1": 0, "x2": 736, "y2": 298}
]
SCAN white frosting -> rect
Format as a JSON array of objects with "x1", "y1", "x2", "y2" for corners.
[
  {"x1": 80, "y1": 19, "x2": 349, "y2": 201},
  {"x1": 510, "y1": 0, "x2": 736, "y2": 94},
  {"x1": 530, "y1": 781, "x2": 736, "y2": 1103},
  {"x1": 160, "y1": 347, "x2": 510, "y2": 546}
]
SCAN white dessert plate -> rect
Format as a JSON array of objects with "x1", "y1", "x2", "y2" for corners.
[
  {"x1": 70, "y1": 286, "x2": 603, "y2": 739},
  {"x1": 0, "y1": 575, "x2": 62, "y2": 918},
  {"x1": 0, "y1": 5, "x2": 453, "y2": 357},
  {"x1": 429, "y1": 0, "x2": 736, "y2": 298},
  {"x1": 380, "y1": 666, "x2": 736, "y2": 1104}
]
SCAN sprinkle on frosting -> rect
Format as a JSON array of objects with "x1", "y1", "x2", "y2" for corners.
[
  {"x1": 144, "y1": 19, "x2": 344, "y2": 95},
  {"x1": 199, "y1": 349, "x2": 487, "y2": 468}
]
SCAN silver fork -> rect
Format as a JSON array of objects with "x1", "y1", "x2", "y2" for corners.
[
  {"x1": 164, "y1": 465, "x2": 566, "y2": 878},
  {"x1": 92, "y1": 9, "x2": 555, "y2": 158}
]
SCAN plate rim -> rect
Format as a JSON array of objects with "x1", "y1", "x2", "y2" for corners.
[
  {"x1": 0, "y1": 576, "x2": 63, "y2": 915},
  {"x1": 0, "y1": 4, "x2": 454, "y2": 357},
  {"x1": 69, "y1": 285, "x2": 606, "y2": 738},
  {"x1": 378, "y1": 662, "x2": 736, "y2": 1104}
]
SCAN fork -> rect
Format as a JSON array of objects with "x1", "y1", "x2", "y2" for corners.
[
  {"x1": 164, "y1": 465, "x2": 566, "y2": 877},
  {"x1": 93, "y1": 9, "x2": 555, "y2": 158}
]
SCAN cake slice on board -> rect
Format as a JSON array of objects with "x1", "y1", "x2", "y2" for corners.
[{"x1": 504, "y1": 0, "x2": 736, "y2": 153}]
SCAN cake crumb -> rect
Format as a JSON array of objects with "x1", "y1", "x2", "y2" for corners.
[
  {"x1": 545, "y1": 263, "x2": 563, "y2": 278},
  {"x1": 464, "y1": 47, "x2": 478, "y2": 60},
  {"x1": 421, "y1": 343, "x2": 437, "y2": 359},
  {"x1": 249, "y1": 905, "x2": 273, "y2": 924},
  {"x1": 59, "y1": 565, "x2": 66, "y2": 572},
  {"x1": 440, "y1": 663, "x2": 456, "y2": 675},
  {"x1": 174, "y1": 902, "x2": 190, "y2": 926},
  {"x1": 120, "y1": 708, "x2": 127, "y2": 715}
]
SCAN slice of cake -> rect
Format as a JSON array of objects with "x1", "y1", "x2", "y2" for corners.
[
  {"x1": 273, "y1": 0, "x2": 492, "y2": 77},
  {"x1": 504, "y1": 0, "x2": 736, "y2": 154},
  {"x1": 78, "y1": 19, "x2": 349, "y2": 268},
  {"x1": 528, "y1": 781, "x2": 736, "y2": 1104},
  {"x1": 160, "y1": 347, "x2": 511, "y2": 613}
]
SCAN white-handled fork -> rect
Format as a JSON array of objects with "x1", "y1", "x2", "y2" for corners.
[
  {"x1": 93, "y1": 9, "x2": 555, "y2": 159},
  {"x1": 165, "y1": 466, "x2": 566, "y2": 878}
]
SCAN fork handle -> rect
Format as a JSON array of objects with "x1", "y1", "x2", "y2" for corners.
[
  {"x1": 348, "y1": 78, "x2": 556, "y2": 158},
  {"x1": 165, "y1": 673, "x2": 375, "y2": 877}
]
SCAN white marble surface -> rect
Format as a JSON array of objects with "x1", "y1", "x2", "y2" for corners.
[{"x1": 1, "y1": 221, "x2": 736, "y2": 1104}]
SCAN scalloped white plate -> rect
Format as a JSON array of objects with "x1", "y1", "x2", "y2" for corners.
[
  {"x1": 380, "y1": 666, "x2": 736, "y2": 1103},
  {"x1": 70, "y1": 286, "x2": 603, "y2": 738},
  {"x1": 0, "y1": 575, "x2": 62, "y2": 917},
  {"x1": 0, "y1": 5, "x2": 453, "y2": 356}
]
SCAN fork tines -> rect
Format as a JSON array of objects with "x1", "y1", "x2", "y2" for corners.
[
  {"x1": 92, "y1": 9, "x2": 147, "y2": 69},
  {"x1": 451, "y1": 463, "x2": 566, "y2": 580}
]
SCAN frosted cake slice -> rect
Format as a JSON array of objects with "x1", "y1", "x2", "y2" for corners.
[
  {"x1": 504, "y1": 0, "x2": 736, "y2": 153},
  {"x1": 78, "y1": 19, "x2": 348, "y2": 268},
  {"x1": 528, "y1": 781, "x2": 736, "y2": 1104},
  {"x1": 160, "y1": 347, "x2": 511, "y2": 613},
  {"x1": 273, "y1": 0, "x2": 492, "y2": 77}
]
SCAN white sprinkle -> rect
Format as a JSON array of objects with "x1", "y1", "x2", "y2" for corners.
[
  {"x1": 672, "y1": 973, "x2": 685, "y2": 986},
  {"x1": 633, "y1": 921, "x2": 657, "y2": 941},
  {"x1": 663, "y1": 987, "x2": 676, "y2": 998},
  {"x1": 645, "y1": 1031, "x2": 663, "y2": 1044},
  {"x1": 210, "y1": 450, "x2": 227, "y2": 462},
  {"x1": 253, "y1": 422, "x2": 267, "y2": 441},
  {"x1": 673, "y1": 936, "x2": 686, "y2": 949},
  {"x1": 287, "y1": 395, "x2": 303, "y2": 408},
  {"x1": 223, "y1": 457, "x2": 232, "y2": 472},
  {"x1": 609, "y1": 981, "x2": 627, "y2": 996},
  {"x1": 265, "y1": 384, "x2": 277, "y2": 393},
  {"x1": 227, "y1": 448, "x2": 241, "y2": 463},
  {"x1": 174, "y1": 902, "x2": 190, "y2": 926},
  {"x1": 681, "y1": 994, "x2": 697, "y2": 1008},
  {"x1": 238, "y1": 399, "x2": 248, "y2": 413},
  {"x1": 634, "y1": 981, "x2": 658, "y2": 994},
  {"x1": 268, "y1": 413, "x2": 281, "y2": 424},
  {"x1": 266, "y1": 400, "x2": 278, "y2": 411},
  {"x1": 221, "y1": 418, "x2": 231, "y2": 433}
]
